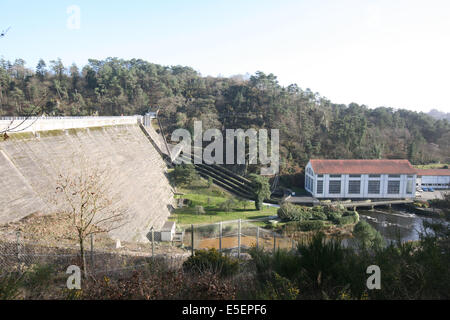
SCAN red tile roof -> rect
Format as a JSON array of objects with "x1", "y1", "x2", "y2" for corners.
[
  {"x1": 417, "y1": 169, "x2": 450, "y2": 176},
  {"x1": 309, "y1": 159, "x2": 417, "y2": 175}
]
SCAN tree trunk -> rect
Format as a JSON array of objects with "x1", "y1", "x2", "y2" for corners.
[{"x1": 79, "y1": 236, "x2": 87, "y2": 278}]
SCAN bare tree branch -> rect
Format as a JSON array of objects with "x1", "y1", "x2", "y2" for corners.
[{"x1": 53, "y1": 154, "x2": 128, "y2": 276}]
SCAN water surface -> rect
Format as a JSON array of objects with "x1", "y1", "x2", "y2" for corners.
[{"x1": 358, "y1": 207, "x2": 445, "y2": 243}]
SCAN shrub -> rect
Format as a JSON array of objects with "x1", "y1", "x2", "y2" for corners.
[
  {"x1": 24, "y1": 264, "x2": 55, "y2": 297},
  {"x1": 296, "y1": 232, "x2": 360, "y2": 298},
  {"x1": 295, "y1": 220, "x2": 329, "y2": 231},
  {"x1": 0, "y1": 272, "x2": 24, "y2": 300},
  {"x1": 249, "y1": 248, "x2": 302, "y2": 283},
  {"x1": 207, "y1": 176, "x2": 213, "y2": 188},
  {"x1": 335, "y1": 211, "x2": 359, "y2": 225},
  {"x1": 170, "y1": 164, "x2": 198, "y2": 186},
  {"x1": 195, "y1": 205, "x2": 205, "y2": 215},
  {"x1": 249, "y1": 174, "x2": 271, "y2": 210},
  {"x1": 257, "y1": 271, "x2": 300, "y2": 300},
  {"x1": 198, "y1": 224, "x2": 219, "y2": 237},
  {"x1": 183, "y1": 249, "x2": 239, "y2": 278},
  {"x1": 277, "y1": 203, "x2": 312, "y2": 221},
  {"x1": 311, "y1": 210, "x2": 327, "y2": 220},
  {"x1": 325, "y1": 210, "x2": 343, "y2": 221},
  {"x1": 82, "y1": 269, "x2": 236, "y2": 300},
  {"x1": 353, "y1": 220, "x2": 385, "y2": 249},
  {"x1": 222, "y1": 225, "x2": 233, "y2": 234},
  {"x1": 219, "y1": 199, "x2": 237, "y2": 212}
]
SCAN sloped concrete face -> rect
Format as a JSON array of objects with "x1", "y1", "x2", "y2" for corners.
[{"x1": 0, "y1": 125, "x2": 174, "y2": 242}]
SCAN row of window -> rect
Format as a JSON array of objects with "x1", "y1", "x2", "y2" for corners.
[
  {"x1": 315, "y1": 180, "x2": 414, "y2": 195},
  {"x1": 318, "y1": 174, "x2": 413, "y2": 179}
]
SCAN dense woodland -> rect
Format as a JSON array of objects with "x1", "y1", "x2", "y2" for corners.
[{"x1": 1, "y1": 57, "x2": 449, "y2": 175}]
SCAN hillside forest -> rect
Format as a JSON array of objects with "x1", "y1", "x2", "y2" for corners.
[{"x1": 1, "y1": 57, "x2": 449, "y2": 178}]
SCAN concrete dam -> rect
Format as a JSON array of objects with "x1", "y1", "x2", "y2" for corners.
[{"x1": 0, "y1": 116, "x2": 174, "y2": 242}]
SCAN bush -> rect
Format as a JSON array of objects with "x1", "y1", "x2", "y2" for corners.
[
  {"x1": 311, "y1": 210, "x2": 327, "y2": 220},
  {"x1": 335, "y1": 211, "x2": 359, "y2": 226},
  {"x1": 295, "y1": 220, "x2": 329, "y2": 231},
  {"x1": 278, "y1": 203, "x2": 353, "y2": 225},
  {"x1": 277, "y1": 203, "x2": 312, "y2": 221},
  {"x1": 207, "y1": 176, "x2": 213, "y2": 188},
  {"x1": 256, "y1": 271, "x2": 300, "y2": 300},
  {"x1": 249, "y1": 247, "x2": 302, "y2": 283},
  {"x1": 414, "y1": 201, "x2": 430, "y2": 208},
  {"x1": 195, "y1": 205, "x2": 205, "y2": 215},
  {"x1": 24, "y1": 264, "x2": 55, "y2": 296},
  {"x1": 219, "y1": 199, "x2": 237, "y2": 212},
  {"x1": 82, "y1": 269, "x2": 236, "y2": 300},
  {"x1": 198, "y1": 224, "x2": 219, "y2": 237},
  {"x1": 183, "y1": 249, "x2": 239, "y2": 278},
  {"x1": 249, "y1": 174, "x2": 271, "y2": 210},
  {"x1": 0, "y1": 272, "x2": 24, "y2": 300},
  {"x1": 353, "y1": 220, "x2": 385, "y2": 249},
  {"x1": 325, "y1": 209, "x2": 343, "y2": 221},
  {"x1": 169, "y1": 164, "x2": 198, "y2": 186}
]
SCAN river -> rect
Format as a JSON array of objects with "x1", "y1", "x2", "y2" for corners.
[{"x1": 358, "y1": 207, "x2": 446, "y2": 243}]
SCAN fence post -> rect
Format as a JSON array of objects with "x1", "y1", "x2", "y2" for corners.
[
  {"x1": 151, "y1": 227, "x2": 154, "y2": 258},
  {"x1": 16, "y1": 231, "x2": 21, "y2": 271},
  {"x1": 90, "y1": 234, "x2": 94, "y2": 269},
  {"x1": 191, "y1": 224, "x2": 194, "y2": 256},
  {"x1": 219, "y1": 222, "x2": 222, "y2": 252},
  {"x1": 256, "y1": 226, "x2": 259, "y2": 249},
  {"x1": 273, "y1": 233, "x2": 276, "y2": 253},
  {"x1": 238, "y1": 219, "x2": 241, "y2": 259}
]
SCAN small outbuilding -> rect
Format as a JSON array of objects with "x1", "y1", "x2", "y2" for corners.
[{"x1": 160, "y1": 221, "x2": 176, "y2": 241}]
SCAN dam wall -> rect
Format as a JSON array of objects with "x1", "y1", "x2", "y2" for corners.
[{"x1": 0, "y1": 123, "x2": 174, "y2": 242}]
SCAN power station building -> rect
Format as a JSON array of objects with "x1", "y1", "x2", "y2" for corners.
[{"x1": 304, "y1": 159, "x2": 417, "y2": 199}]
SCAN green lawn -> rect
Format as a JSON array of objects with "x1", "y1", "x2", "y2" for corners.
[{"x1": 169, "y1": 180, "x2": 277, "y2": 226}]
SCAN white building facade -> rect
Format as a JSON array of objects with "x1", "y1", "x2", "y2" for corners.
[
  {"x1": 305, "y1": 159, "x2": 417, "y2": 199},
  {"x1": 416, "y1": 169, "x2": 450, "y2": 189}
]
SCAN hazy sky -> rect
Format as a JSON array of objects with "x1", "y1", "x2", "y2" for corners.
[{"x1": 1, "y1": 0, "x2": 449, "y2": 113}]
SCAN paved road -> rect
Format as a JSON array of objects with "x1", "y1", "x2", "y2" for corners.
[{"x1": 415, "y1": 190, "x2": 449, "y2": 201}]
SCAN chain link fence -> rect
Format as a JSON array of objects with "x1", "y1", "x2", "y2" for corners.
[
  {"x1": 0, "y1": 231, "x2": 188, "y2": 279},
  {"x1": 1, "y1": 219, "x2": 296, "y2": 280},
  {"x1": 181, "y1": 219, "x2": 297, "y2": 257}
]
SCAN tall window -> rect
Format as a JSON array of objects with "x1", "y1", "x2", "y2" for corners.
[
  {"x1": 388, "y1": 181, "x2": 400, "y2": 194},
  {"x1": 329, "y1": 181, "x2": 341, "y2": 194},
  {"x1": 317, "y1": 180, "x2": 323, "y2": 194},
  {"x1": 406, "y1": 179, "x2": 414, "y2": 194},
  {"x1": 368, "y1": 181, "x2": 380, "y2": 194},
  {"x1": 348, "y1": 180, "x2": 361, "y2": 194}
]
